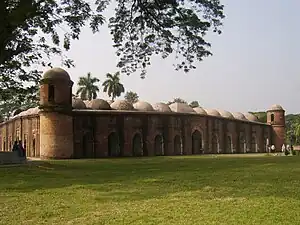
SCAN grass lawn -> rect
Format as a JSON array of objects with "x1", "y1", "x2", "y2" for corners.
[{"x1": 1, "y1": 155, "x2": 300, "y2": 225}]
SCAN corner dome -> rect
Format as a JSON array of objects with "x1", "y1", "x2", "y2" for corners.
[
  {"x1": 110, "y1": 100, "x2": 134, "y2": 110},
  {"x1": 72, "y1": 98, "x2": 86, "y2": 109},
  {"x1": 42, "y1": 67, "x2": 70, "y2": 80},
  {"x1": 219, "y1": 110, "x2": 234, "y2": 119},
  {"x1": 152, "y1": 103, "x2": 172, "y2": 112},
  {"x1": 169, "y1": 103, "x2": 195, "y2": 113},
  {"x1": 193, "y1": 107, "x2": 207, "y2": 115},
  {"x1": 133, "y1": 101, "x2": 154, "y2": 111},
  {"x1": 205, "y1": 109, "x2": 221, "y2": 117},
  {"x1": 232, "y1": 112, "x2": 247, "y2": 120},
  {"x1": 245, "y1": 113, "x2": 258, "y2": 122},
  {"x1": 90, "y1": 99, "x2": 111, "y2": 110},
  {"x1": 269, "y1": 104, "x2": 284, "y2": 111}
]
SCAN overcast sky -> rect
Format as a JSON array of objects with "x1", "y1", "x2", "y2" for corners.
[{"x1": 51, "y1": 0, "x2": 300, "y2": 115}]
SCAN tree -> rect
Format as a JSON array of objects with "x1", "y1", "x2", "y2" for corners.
[
  {"x1": 124, "y1": 91, "x2": 139, "y2": 104},
  {"x1": 189, "y1": 101, "x2": 199, "y2": 108},
  {"x1": 76, "y1": 72, "x2": 100, "y2": 100},
  {"x1": 0, "y1": 0, "x2": 225, "y2": 106},
  {"x1": 167, "y1": 98, "x2": 187, "y2": 105},
  {"x1": 102, "y1": 72, "x2": 125, "y2": 101}
]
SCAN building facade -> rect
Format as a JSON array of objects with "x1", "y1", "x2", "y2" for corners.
[{"x1": 0, "y1": 68, "x2": 286, "y2": 159}]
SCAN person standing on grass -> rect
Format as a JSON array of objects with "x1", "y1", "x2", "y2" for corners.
[
  {"x1": 18, "y1": 140, "x2": 25, "y2": 158},
  {"x1": 12, "y1": 141, "x2": 18, "y2": 153}
]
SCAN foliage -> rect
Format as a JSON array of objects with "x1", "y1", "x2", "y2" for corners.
[
  {"x1": 102, "y1": 71, "x2": 125, "y2": 101},
  {"x1": 76, "y1": 72, "x2": 100, "y2": 101},
  {"x1": 189, "y1": 101, "x2": 199, "y2": 108},
  {"x1": 124, "y1": 91, "x2": 139, "y2": 104},
  {"x1": 0, "y1": 0, "x2": 225, "y2": 115},
  {"x1": 167, "y1": 97, "x2": 187, "y2": 105},
  {"x1": 2, "y1": 156, "x2": 300, "y2": 224},
  {"x1": 250, "y1": 111, "x2": 267, "y2": 123}
]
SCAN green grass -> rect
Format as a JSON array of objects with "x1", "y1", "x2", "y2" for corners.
[{"x1": 1, "y1": 155, "x2": 300, "y2": 225}]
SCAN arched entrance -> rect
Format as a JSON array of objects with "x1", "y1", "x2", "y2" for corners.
[
  {"x1": 251, "y1": 135, "x2": 257, "y2": 153},
  {"x1": 154, "y1": 135, "x2": 164, "y2": 156},
  {"x1": 227, "y1": 136, "x2": 232, "y2": 153},
  {"x1": 192, "y1": 130, "x2": 202, "y2": 154},
  {"x1": 212, "y1": 134, "x2": 219, "y2": 153},
  {"x1": 132, "y1": 133, "x2": 143, "y2": 156},
  {"x1": 174, "y1": 135, "x2": 182, "y2": 155},
  {"x1": 108, "y1": 132, "x2": 121, "y2": 157},
  {"x1": 239, "y1": 134, "x2": 246, "y2": 153}
]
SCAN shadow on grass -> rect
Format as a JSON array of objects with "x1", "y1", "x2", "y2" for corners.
[{"x1": 1, "y1": 155, "x2": 300, "y2": 202}]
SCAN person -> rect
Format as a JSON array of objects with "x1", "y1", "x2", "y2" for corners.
[
  {"x1": 281, "y1": 144, "x2": 286, "y2": 155},
  {"x1": 18, "y1": 140, "x2": 26, "y2": 158},
  {"x1": 12, "y1": 141, "x2": 18, "y2": 152},
  {"x1": 271, "y1": 145, "x2": 275, "y2": 153}
]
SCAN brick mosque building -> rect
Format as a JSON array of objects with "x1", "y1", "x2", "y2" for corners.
[{"x1": 0, "y1": 68, "x2": 285, "y2": 159}]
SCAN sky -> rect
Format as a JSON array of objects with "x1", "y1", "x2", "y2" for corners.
[{"x1": 52, "y1": 0, "x2": 300, "y2": 115}]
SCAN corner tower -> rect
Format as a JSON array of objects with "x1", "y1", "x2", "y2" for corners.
[
  {"x1": 267, "y1": 104, "x2": 285, "y2": 151},
  {"x1": 39, "y1": 68, "x2": 74, "y2": 159}
]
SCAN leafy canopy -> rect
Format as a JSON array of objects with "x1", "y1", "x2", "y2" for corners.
[
  {"x1": 124, "y1": 91, "x2": 139, "y2": 104},
  {"x1": 0, "y1": 0, "x2": 225, "y2": 107},
  {"x1": 76, "y1": 72, "x2": 100, "y2": 100}
]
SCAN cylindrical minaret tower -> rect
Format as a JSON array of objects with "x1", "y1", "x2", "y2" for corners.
[
  {"x1": 266, "y1": 104, "x2": 285, "y2": 152},
  {"x1": 39, "y1": 68, "x2": 74, "y2": 159}
]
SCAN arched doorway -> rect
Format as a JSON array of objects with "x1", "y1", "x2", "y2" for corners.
[
  {"x1": 192, "y1": 130, "x2": 202, "y2": 154},
  {"x1": 154, "y1": 135, "x2": 164, "y2": 156},
  {"x1": 174, "y1": 135, "x2": 182, "y2": 155},
  {"x1": 251, "y1": 135, "x2": 257, "y2": 152},
  {"x1": 132, "y1": 133, "x2": 143, "y2": 156},
  {"x1": 227, "y1": 136, "x2": 232, "y2": 153},
  {"x1": 108, "y1": 132, "x2": 120, "y2": 157},
  {"x1": 239, "y1": 134, "x2": 246, "y2": 153},
  {"x1": 212, "y1": 134, "x2": 219, "y2": 153}
]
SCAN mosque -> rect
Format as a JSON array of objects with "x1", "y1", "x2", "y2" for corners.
[{"x1": 0, "y1": 68, "x2": 285, "y2": 159}]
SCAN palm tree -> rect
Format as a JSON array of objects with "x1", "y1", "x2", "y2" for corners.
[
  {"x1": 102, "y1": 72, "x2": 125, "y2": 101},
  {"x1": 76, "y1": 72, "x2": 100, "y2": 100}
]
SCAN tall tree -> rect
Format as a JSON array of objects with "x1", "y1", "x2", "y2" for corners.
[
  {"x1": 0, "y1": 0, "x2": 225, "y2": 107},
  {"x1": 167, "y1": 98, "x2": 187, "y2": 105},
  {"x1": 102, "y1": 72, "x2": 125, "y2": 101},
  {"x1": 76, "y1": 72, "x2": 100, "y2": 100},
  {"x1": 189, "y1": 101, "x2": 199, "y2": 108},
  {"x1": 124, "y1": 91, "x2": 139, "y2": 104}
]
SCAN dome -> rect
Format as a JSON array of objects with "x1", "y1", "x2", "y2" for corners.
[
  {"x1": 42, "y1": 67, "x2": 70, "y2": 81},
  {"x1": 110, "y1": 100, "x2": 134, "y2": 110},
  {"x1": 169, "y1": 103, "x2": 195, "y2": 113},
  {"x1": 152, "y1": 103, "x2": 172, "y2": 112},
  {"x1": 218, "y1": 110, "x2": 234, "y2": 119},
  {"x1": 83, "y1": 100, "x2": 91, "y2": 108},
  {"x1": 72, "y1": 98, "x2": 86, "y2": 109},
  {"x1": 193, "y1": 107, "x2": 207, "y2": 115},
  {"x1": 90, "y1": 99, "x2": 111, "y2": 110},
  {"x1": 232, "y1": 112, "x2": 247, "y2": 120},
  {"x1": 205, "y1": 109, "x2": 221, "y2": 117},
  {"x1": 269, "y1": 104, "x2": 284, "y2": 111},
  {"x1": 133, "y1": 101, "x2": 154, "y2": 111},
  {"x1": 244, "y1": 113, "x2": 258, "y2": 122}
]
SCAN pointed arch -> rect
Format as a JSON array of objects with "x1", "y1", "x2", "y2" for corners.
[
  {"x1": 154, "y1": 134, "x2": 164, "y2": 156},
  {"x1": 239, "y1": 133, "x2": 246, "y2": 153},
  {"x1": 108, "y1": 132, "x2": 121, "y2": 157},
  {"x1": 132, "y1": 133, "x2": 143, "y2": 156},
  {"x1": 251, "y1": 135, "x2": 258, "y2": 153},
  {"x1": 174, "y1": 135, "x2": 182, "y2": 155},
  {"x1": 212, "y1": 134, "x2": 219, "y2": 154},
  {"x1": 192, "y1": 130, "x2": 203, "y2": 154}
]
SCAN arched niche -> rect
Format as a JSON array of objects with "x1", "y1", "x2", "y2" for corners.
[
  {"x1": 239, "y1": 133, "x2": 246, "y2": 153},
  {"x1": 132, "y1": 133, "x2": 143, "y2": 156},
  {"x1": 154, "y1": 135, "x2": 164, "y2": 156},
  {"x1": 192, "y1": 130, "x2": 203, "y2": 154},
  {"x1": 108, "y1": 132, "x2": 121, "y2": 157},
  {"x1": 174, "y1": 135, "x2": 182, "y2": 155},
  {"x1": 251, "y1": 135, "x2": 257, "y2": 153}
]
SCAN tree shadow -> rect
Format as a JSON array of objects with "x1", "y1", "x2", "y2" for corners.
[{"x1": 1, "y1": 156, "x2": 300, "y2": 202}]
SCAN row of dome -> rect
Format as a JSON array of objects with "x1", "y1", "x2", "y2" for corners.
[
  {"x1": 72, "y1": 98, "x2": 259, "y2": 122},
  {"x1": 10, "y1": 99, "x2": 284, "y2": 123}
]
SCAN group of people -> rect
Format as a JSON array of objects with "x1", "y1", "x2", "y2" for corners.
[{"x1": 12, "y1": 140, "x2": 26, "y2": 158}]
